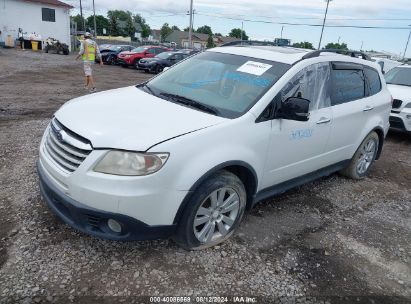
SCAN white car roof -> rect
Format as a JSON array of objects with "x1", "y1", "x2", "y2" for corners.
[{"x1": 208, "y1": 46, "x2": 382, "y2": 68}]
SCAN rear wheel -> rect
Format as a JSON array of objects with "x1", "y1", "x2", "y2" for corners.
[
  {"x1": 340, "y1": 131, "x2": 379, "y2": 179},
  {"x1": 106, "y1": 56, "x2": 114, "y2": 65},
  {"x1": 174, "y1": 170, "x2": 246, "y2": 250}
]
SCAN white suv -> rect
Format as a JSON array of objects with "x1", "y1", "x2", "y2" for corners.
[
  {"x1": 385, "y1": 65, "x2": 411, "y2": 134},
  {"x1": 37, "y1": 45, "x2": 391, "y2": 249}
]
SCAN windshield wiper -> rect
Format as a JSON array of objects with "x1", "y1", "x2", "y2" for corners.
[
  {"x1": 136, "y1": 83, "x2": 157, "y2": 96},
  {"x1": 160, "y1": 93, "x2": 219, "y2": 115}
]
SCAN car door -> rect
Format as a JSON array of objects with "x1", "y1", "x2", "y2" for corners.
[
  {"x1": 261, "y1": 62, "x2": 333, "y2": 189},
  {"x1": 324, "y1": 62, "x2": 372, "y2": 163}
]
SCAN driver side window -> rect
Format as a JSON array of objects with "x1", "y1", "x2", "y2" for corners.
[{"x1": 280, "y1": 62, "x2": 331, "y2": 110}]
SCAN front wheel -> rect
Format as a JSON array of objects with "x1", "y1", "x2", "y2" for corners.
[
  {"x1": 155, "y1": 65, "x2": 164, "y2": 74},
  {"x1": 340, "y1": 131, "x2": 379, "y2": 179},
  {"x1": 174, "y1": 170, "x2": 246, "y2": 250}
]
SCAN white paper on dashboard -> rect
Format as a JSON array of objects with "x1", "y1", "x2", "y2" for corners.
[{"x1": 236, "y1": 61, "x2": 272, "y2": 76}]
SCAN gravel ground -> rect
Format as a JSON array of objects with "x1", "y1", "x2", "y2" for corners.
[{"x1": 0, "y1": 48, "x2": 410, "y2": 304}]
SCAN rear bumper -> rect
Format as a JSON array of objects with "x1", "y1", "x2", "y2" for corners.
[{"x1": 37, "y1": 161, "x2": 176, "y2": 241}]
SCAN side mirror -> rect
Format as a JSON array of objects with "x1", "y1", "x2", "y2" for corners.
[{"x1": 277, "y1": 97, "x2": 310, "y2": 121}]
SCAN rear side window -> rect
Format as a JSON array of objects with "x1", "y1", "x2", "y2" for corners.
[
  {"x1": 364, "y1": 67, "x2": 381, "y2": 96},
  {"x1": 331, "y1": 68, "x2": 365, "y2": 106}
]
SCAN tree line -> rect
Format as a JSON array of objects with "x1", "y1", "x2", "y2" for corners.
[
  {"x1": 71, "y1": 9, "x2": 249, "y2": 44},
  {"x1": 71, "y1": 10, "x2": 351, "y2": 50}
]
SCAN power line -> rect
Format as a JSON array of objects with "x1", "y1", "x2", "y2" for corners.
[{"x1": 196, "y1": 12, "x2": 411, "y2": 30}]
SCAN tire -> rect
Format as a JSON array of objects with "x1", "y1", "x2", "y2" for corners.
[
  {"x1": 155, "y1": 65, "x2": 164, "y2": 74},
  {"x1": 134, "y1": 60, "x2": 140, "y2": 69},
  {"x1": 121, "y1": 65, "x2": 128, "y2": 68},
  {"x1": 340, "y1": 131, "x2": 379, "y2": 180},
  {"x1": 106, "y1": 56, "x2": 114, "y2": 65},
  {"x1": 174, "y1": 170, "x2": 247, "y2": 250}
]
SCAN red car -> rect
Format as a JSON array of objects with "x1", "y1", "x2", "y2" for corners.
[{"x1": 117, "y1": 46, "x2": 170, "y2": 68}]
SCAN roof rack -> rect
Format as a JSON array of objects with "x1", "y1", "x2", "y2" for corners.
[
  {"x1": 302, "y1": 49, "x2": 372, "y2": 61},
  {"x1": 221, "y1": 40, "x2": 279, "y2": 47}
]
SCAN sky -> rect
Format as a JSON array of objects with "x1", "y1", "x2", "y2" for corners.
[{"x1": 66, "y1": 0, "x2": 411, "y2": 57}]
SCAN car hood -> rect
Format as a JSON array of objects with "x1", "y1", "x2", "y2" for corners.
[
  {"x1": 55, "y1": 86, "x2": 227, "y2": 151},
  {"x1": 387, "y1": 84, "x2": 411, "y2": 103}
]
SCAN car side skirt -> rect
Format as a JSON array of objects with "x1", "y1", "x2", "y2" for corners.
[{"x1": 252, "y1": 160, "x2": 350, "y2": 205}]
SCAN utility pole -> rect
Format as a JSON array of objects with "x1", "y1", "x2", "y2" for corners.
[
  {"x1": 79, "y1": 0, "x2": 86, "y2": 31},
  {"x1": 241, "y1": 21, "x2": 243, "y2": 42},
  {"x1": 92, "y1": 0, "x2": 97, "y2": 37},
  {"x1": 337, "y1": 36, "x2": 340, "y2": 44},
  {"x1": 360, "y1": 41, "x2": 363, "y2": 51},
  {"x1": 403, "y1": 25, "x2": 411, "y2": 60},
  {"x1": 318, "y1": 0, "x2": 332, "y2": 50},
  {"x1": 188, "y1": 0, "x2": 193, "y2": 48},
  {"x1": 280, "y1": 26, "x2": 284, "y2": 38}
]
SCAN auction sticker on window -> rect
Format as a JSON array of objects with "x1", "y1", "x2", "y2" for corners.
[{"x1": 236, "y1": 61, "x2": 272, "y2": 76}]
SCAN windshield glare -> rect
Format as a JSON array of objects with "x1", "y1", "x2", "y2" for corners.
[
  {"x1": 146, "y1": 52, "x2": 290, "y2": 118},
  {"x1": 385, "y1": 67, "x2": 411, "y2": 87},
  {"x1": 131, "y1": 47, "x2": 147, "y2": 53}
]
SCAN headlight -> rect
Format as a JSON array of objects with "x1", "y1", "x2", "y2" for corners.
[{"x1": 94, "y1": 151, "x2": 169, "y2": 176}]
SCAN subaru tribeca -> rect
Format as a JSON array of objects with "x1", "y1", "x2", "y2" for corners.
[{"x1": 37, "y1": 45, "x2": 391, "y2": 249}]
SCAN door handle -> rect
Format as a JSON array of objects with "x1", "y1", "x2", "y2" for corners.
[
  {"x1": 363, "y1": 106, "x2": 374, "y2": 112},
  {"x1": 316, "y1": 117, "x2": 331, "y2": 124}
]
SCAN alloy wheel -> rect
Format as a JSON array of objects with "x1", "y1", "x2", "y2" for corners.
[
  {"x1": 193, "y1": 187, "x2": 240, "y2": 244},
  {"x1": 356, "y1": 138, "x2": 377, "y2": 175}
]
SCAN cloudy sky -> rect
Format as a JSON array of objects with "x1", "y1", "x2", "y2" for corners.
[{"x1": 67, "y1": 0, "x2": 411, "y2": 57}]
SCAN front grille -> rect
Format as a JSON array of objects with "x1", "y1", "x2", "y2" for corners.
[
  {"x1": 43, "y1": 118, "x2": 92, "y2": 173},
  {"x1": 392, "y1": 99, "x2": 403, "y2": 109},
  {"x1": 86, "y1": 214, "x2": 102, "y2": 228}
]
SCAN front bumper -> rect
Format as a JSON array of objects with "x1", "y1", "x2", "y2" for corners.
[
  {"x1": 390, "y1": 110, "x2": 411, "y2": 133},
  {"x1": 117, "y1": 58, "x2": 133, "y2": 66},
  {"x1": 37, "y1": 161, "x2": 176, "y2": 241},
  {"x1": 137, "y1": 63, "x2": 153, "y2": 70}
]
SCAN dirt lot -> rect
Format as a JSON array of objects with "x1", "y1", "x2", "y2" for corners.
[{"x1": 0, "y1": 48, "x2": 410, "y2": 303}]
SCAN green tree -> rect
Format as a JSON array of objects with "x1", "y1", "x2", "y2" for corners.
[
  {"x1": 133, "y1": 14, "x2": 151, "y2": 38},
  {"x1": 292, "y1": 41, "x2": 314, "y2": 49},
  {"x1": 229, "y1": 28, "x2": 248, "y2": 40},
  {"x1": 71, "y1": 14, "x2": 85, "y2": 31},
  {"x1": 107, "y1": 10, "x2": 130, "y2": 21},
  {"x1": 108, "y1": 14, "x2": 120, "y2": 36},
  {"x1": 86, "y1": 15, "x2": 110, "y2": 36},
  {"x1": 323, "y1": 42, "x2": 348, "y2": 50},
  {"x1": 160, "y1": 23, "x2": 173, "y2": 42},
  {"x1": 196, "y1": 25, "x2": 213, "y2": 35},
  {"x1": 183, "y1": 27, "x2": 190, "y2": 32},
  {"x1": 171, "y1": 25, "x2": 180, "y2": 31},
  {"x1": 206, "y1": 34, "x2": 215, "y2": 48},
  {"x1": 125, "y1": 12, "x2": 136, "y2": 38},
  {"x1": 214, "y1": 32, "x2": 222, "y2": 36}
]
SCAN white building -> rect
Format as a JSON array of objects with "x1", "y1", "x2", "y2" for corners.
[{"x1": 0, "y1": 0, "x2": 73, "y2": 50}]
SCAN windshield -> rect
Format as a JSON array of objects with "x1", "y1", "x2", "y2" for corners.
[
  {"x1": 131, "y1": 47, "x2": 147, "y2": 53},
  {"x1": 146, "y1": 52, "x2": 290, "y2": 118},
  {"x1": 156, "y1": 52, "x2": 174, "y2": 59},
  {"x1": 385, "y1": 67, "x2": 411, "y2": 87}
]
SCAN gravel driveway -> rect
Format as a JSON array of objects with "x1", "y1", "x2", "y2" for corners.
[{"x1": 0, "y1": 48, "x2": 410, "y2": 303}]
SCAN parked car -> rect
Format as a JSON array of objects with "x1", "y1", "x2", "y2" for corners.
[
  {"x1": 372, "y1": 57, "x2": 402, "y2": 74},
  {"x1": 385, "y1": 65, "x2": 411, "y2": 134},
  {"x1": 96, "y1": 45, "x2": 135, "y2": 65},
  {"x1": 37, "y1": 46, "x2": 391, "y2": 249},
  {"x1": 117, "y1": 46, "x2": 170, "y2": 68},
  {"x1": 137, "y1": 51, "x2": 188, "y2": 73}
]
